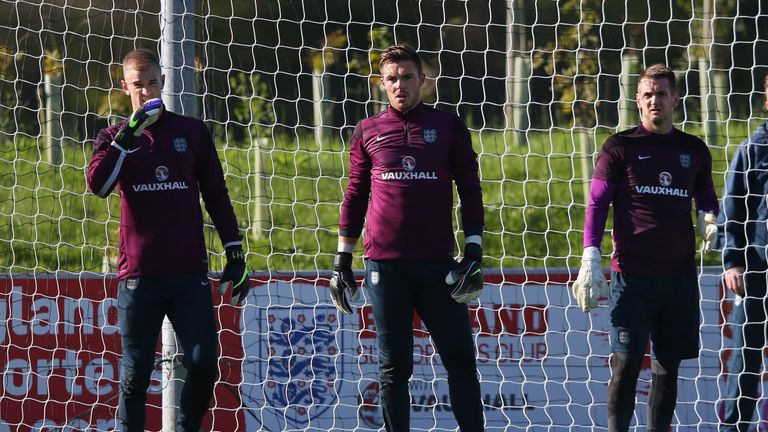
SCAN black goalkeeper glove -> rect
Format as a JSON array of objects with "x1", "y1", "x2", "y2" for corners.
[
  {"x1": 113, "y1": 98, "x2": 163, "y2": 150},
  {"x1": 329, "y1": 252, "x2": 359, "y2": 315},
  {"x1": 218, "y1": 245, "x2": 250, "y2": 306},
  {"x1": 446, "y1": 243, "x2": 484, "y2": 304}
]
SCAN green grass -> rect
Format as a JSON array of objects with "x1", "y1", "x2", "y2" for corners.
[{"x1": 0, "y1": 120, "x2": 752, "y2": 274}]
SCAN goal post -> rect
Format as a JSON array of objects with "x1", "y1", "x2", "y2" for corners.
[{"x1": 1, "y1": 1, "x2": 767, "y2": 431}]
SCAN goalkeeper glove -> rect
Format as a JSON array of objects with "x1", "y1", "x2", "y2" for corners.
[
  {"x1": 697, "y1": 211, "x2": 717, "y2": 253},
  {"x1": 571, "y1": 246, "x2": 608, "y2": 312},
  {"x1": 218, "y1": 245, "x2": 250, "y2": 306},
  {"x1": 113, "y1": 98, "x2": 163, "y2": 151},
  {"x1": 446, "y1": 242, "x2": 484, "y2": 304},
  {"x1": 329, "y1": 252, "x2": 359, "y2": 315}
]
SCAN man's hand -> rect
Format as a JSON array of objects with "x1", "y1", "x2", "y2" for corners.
[
  {"x1": 218, "y1": 245, "x2": 250, "y2": 306},
  {"x1": 571, "y1": 246, "x2": 608, "y2": 312},
  {"x1": 330, "y1": 252, "x2": 359, "y2": 314},
  {"x1": 446, "y1": 243, "x2": 483, "y2": 304},
  {"x1": 113, "y1": 98, "x2": 163, "y2": 150},
  {"x1": 723, "y1": 266, "x2": 745, "y2": 298},
  {"x1": 697, "y1": 211, "x2": 717, "y2": 252}
]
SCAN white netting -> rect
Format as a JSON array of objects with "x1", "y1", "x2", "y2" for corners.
[{"x1": 1, "y1": 0, "x2": 766, "y2": 430}]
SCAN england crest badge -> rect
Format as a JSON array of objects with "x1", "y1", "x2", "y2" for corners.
[
  {"x1": 174, "y1": 137, "x2": 188, "y2": 153},
  {"x1": 679, "y1": 153, "x2": 691, "y2": 168},
  {"x1": 422, "y1": 128, "x2": 437, "y2": 144}
]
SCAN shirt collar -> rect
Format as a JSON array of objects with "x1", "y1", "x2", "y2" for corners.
[
  {"x1": 387, "y1": 102, "x2": 426, "y2": 119},
  {"x1": 638, "y1": 122, "x2": 676, "y2": 138}
]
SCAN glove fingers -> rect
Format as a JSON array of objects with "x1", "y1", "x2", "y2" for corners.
[
  {"x1": 230, "y1": 284, "x2": 250, "y2": 306},
  {"x1": 466, "y1": 291, "x2": 482, "y2": 303},
  {"x1": 331, "y1": 290, "x2": 352, "y2": 314},
  {"x1": 445, "y1": 268, "x2": 460, "y2": 285},
  {"x1": 580, "y1": 282, "x2": 592, "y2": 312},
  {"x1": 332, "y1": 273, "x2": 350, "y2": 290},
  {"x1": 446, "y1": 259, "x2": 471, "y2": 285},
  {"x1": 218, "y1": 281, "x2": 230, "y2": 296},
  {"x1": 330, "y1": 275, "x2": 353, "y2": 314},
  {"x1": 348, "y1": 286, "x2": 361, "y2": 301},
  {"x1": 230, "y1": 292, "x2": 241, "y2": 306},
  {"x1": 598, "y1": 280, "x2": 610, "y2": 297},
  {"x1": 578, "y1": 287, "x2": 588, "y2": 312},
  {"x1": 341, "y1": 273, "x2": 357, "y2": 291},
  {"x1": 571, "y1": 281, "x2": 580, "y2": 299}
]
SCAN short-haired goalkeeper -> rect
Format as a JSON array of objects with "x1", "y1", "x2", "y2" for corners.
[
  {"x1": 87, "y1": 49, "x2": 250, "y2": 431},
  {"x1": 330, "y1": 44, "x2": 486, "y2": 431},
  {"x1": 572, "y1": 64, "x2": 718, "y2": 432}
]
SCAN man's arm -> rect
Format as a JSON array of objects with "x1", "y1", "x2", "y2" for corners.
[
  {"x1": 451, "y1": 119, "x2": 484, "y2": 240},
  {"x1": 442, "y1": 119, "x2": 485, "y2": 303},
  {"x1": 197, "y1": 122, "x2": 241, "y2": 248},
  {"x1": 721, "y1": 143, "x2": 750, "y2": 297},
  {"x1": 571, "y1": 178, "x2": 614, "y2": 312},
  {"x1": 722, "y1": 144, "x2": 749, "y2": 270},
  {"x1": 87, "y1": 128, "x2": 126, "y2": 198},
  {"x1": 584, "y1": 179, "x2": 615, "y2": 249},
  {"x1": 572, "y1": 138, "x2": 619, "y2": 312},
  {"x1": 87, "y1": 99, "x2": 163, "y2": 198},
  {"x1": 691, "y1": 145, "x2": 720, "y2": 251},
  {"x1": 331, "y1": 124, "x2": 369, "y2": 314},
  {"x1": 196, "y1": 122, "x2": 249, "y2": 305},
  {"x1": 338, "y1": 123, "x2": 371, "y2": 240}
]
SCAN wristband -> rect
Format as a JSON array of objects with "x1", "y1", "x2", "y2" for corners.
[
  {"x1": 226, "y1": 246, "x2": 245, "y2": 263},
  {"x1": 337, "y1": 239, "x2": 356, "y2": 254},
  {"x1": 465, "y1": 235, "x2": 482, "y2": 246},
  {"x1": 334, "y1": 251, "x2": 353, "y2": 268}
]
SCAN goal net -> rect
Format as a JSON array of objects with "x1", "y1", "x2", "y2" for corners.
[{"x1": 1, "y1": 0, "x2": 765, "y2": 430}]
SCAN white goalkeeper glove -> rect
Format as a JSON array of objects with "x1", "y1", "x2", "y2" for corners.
[
  {"x1": 697, "y1": 211, "x2": 717, "y2": 253},
  {"x1": 571, "y1": 246, "x2": 608, "y2": 312}
]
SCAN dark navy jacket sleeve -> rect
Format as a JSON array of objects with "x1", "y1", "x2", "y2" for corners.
[
  {"x1": 722, "y1": 123, "x2": 768, "y2": 271},
  {"x1": 722, "y1": 144, "x2": 748, "y2": 269}
]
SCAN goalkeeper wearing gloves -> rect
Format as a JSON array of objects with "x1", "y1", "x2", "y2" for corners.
[
  {"x1": 87, "y1": 49, "x2": 249, "y2": 432},
  {"x1": 333, "y1": 44, "x2": 486, "y2": 431},
  {"x1": 574, "y1": 64, "x2": 718, "y2": 432}
]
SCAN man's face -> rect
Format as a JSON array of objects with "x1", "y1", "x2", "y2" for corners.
[
  {"x1": 764, "y1": 85, "x2": 768, "y2": 111},
  {"x1": 380, "y1": 59, "x2": 425, "y2": 113},
  {"x1": 636, "y1": 77, "x2": 679, "y2": 133},
  {"x1": 121, "y1": 62, "x2": 164, "y2": 111}
]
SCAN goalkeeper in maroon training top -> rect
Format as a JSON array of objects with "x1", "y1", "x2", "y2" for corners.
[
  {"x1": 572, "y1": 64, "x2": 719, "y2": 432},
  {"x1": 330, "y1": 44, "x2": 485, "y2": 431},
  {"x1": 87, "y1": 49, "x2": 250, "y2": 432}
]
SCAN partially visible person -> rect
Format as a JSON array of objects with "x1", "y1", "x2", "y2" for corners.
[
  {"x1": 330, "y1": 44, "x2": 486, "y2": 431},
  {"x1": 572, "y1": 64, "x2": 719, "y2": 431},
  {"x1": 87, "y1": 48, "x2": 249, "y2": 431},
  {"x1": 719, "y1": 72, "x2": 768, "y2": 432}
]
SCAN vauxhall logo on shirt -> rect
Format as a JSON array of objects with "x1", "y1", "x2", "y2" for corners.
[
  {"x1": 381, "y1": 156, "x2": 438, "y2": 181},
  {"x1": 634, "y1": 171, "x2": 689, "y2": 197},
  {"x1": 131, "y1": 165, "x2": 190, "y2": 192}
]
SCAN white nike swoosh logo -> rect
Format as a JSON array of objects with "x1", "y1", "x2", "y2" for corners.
[
  {"x1": 201, "y1": 280, "x2": 209, "y2": 286},
  {"x1": 376, "y1": 133, "x2": 395, "y2": 142},
  {"x1": 638, "y1": 155, "x2": 652, "y2": 160}
]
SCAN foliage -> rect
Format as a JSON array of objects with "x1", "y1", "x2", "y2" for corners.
[
  {"x1": 227, "y1": 72, "x2": 276, "y2": 141},
  {"x1": 531, "y1": 0, "x2": 603, "y2": 127},
  {"x1": 1, "y1": 123, "x2": 739, "y2": 274}
]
